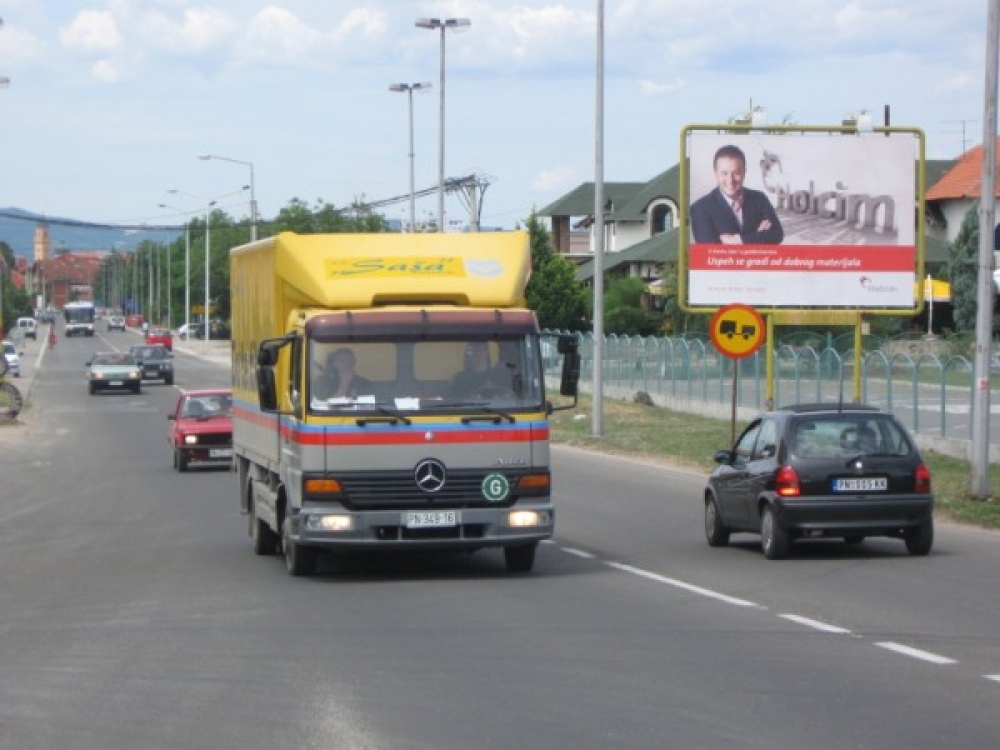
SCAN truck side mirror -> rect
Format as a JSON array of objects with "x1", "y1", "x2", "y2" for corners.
[
  {"x1": 257, "y1": 367, "x2": 278, "y2": 411},
  {"x1": 556, "y1": 335, "x2": 581, "y2": 398}
]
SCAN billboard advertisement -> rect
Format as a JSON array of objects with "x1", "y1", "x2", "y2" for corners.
[{"x1": 682, "y1": 128, "x2": 922, "y2": 311}]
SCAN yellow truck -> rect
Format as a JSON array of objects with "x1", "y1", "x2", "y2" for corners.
[{"x1": 231, "y1": 231, "x2": 580, "y2": 576}]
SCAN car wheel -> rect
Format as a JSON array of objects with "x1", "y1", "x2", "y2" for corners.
[
  {"x1": 282, "y1": 518, "x2": 316, "y2": 577},
  {"x1": 165, "y1": 376, "x2": 174, "y2": 386},
  {"x1": 176, "y1": 448, "x2": 190, "y2": 472},
  {"x1": 760, "y1": 505, "x2": 790, "y2": 560},
  {"x1": 705, "y1": 496, "x2": 731, "y2": 547},
  {"x1": 904, "y1": 519, "x2": 934, "y2": 556},
  {"x1": 503, "y1": 543, "x2": 537, "y2": 573},
  {"x1": 88, "y1": 383, "x2": 97, "y2": 395}
]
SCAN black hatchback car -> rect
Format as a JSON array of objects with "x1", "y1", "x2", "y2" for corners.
[
  {"x1": 705, "y1": 403, "x2": 933, "y2": 559},
  {"x1": 129, "y1": 344, "x2": 174, "y2": 385}
]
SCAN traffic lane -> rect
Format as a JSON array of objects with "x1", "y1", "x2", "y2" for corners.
[
  {"x1": 4, "y1": 355, "x2": 998, "y2": 748},
  {"x1": 4, "y1": 434, "x2": 999, "y2": 750},
  {"x1": 551, "y1": 445, "x2": 1000, "y2": 682}
]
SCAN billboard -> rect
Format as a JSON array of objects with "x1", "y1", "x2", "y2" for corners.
[{"x1": 680, "y1": 127, "x2": 924, "y2": 312}]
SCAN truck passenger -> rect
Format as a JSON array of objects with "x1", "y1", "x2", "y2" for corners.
[
  {"x1": 451, "y1": 342, "x2": 508, "y2": 396},
  {"x1": 314, "y1": 347, "x2": 373, "y2": 401}
]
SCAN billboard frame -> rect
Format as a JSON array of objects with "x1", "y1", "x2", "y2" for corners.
[{"x1": 678, "y1": 124, "x2": 927, "y2": 317}]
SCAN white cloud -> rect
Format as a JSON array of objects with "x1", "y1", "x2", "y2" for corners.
[
  {"x1": 639, "y1": 78, "x2": 685, "y2": 97},
  {"x1": 59, "y1": 9, "x2": 121, "y2": 54},
  {"x1": 532, "y1": 165, "x2": 580, "y2": 193}
]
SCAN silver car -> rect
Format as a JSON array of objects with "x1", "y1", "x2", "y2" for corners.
[
  {"x1": 2, "y1": 340, "x2": 20, "y2": 378},
  {"x1": 86, "y1": 352, "x2": 142, "y2": 395}
]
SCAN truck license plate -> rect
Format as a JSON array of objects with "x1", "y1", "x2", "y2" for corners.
[
  {"x1": 403, "y1": 510, "x2": 458, "y2": 528},
  {"x1": 833, "y1": 477, "x2": 887, "y2": 492}
]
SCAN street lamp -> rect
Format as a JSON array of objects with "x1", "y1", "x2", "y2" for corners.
[
  {"x1": 389, "y1": 82, "x2": 432, "y2": 231},
  {"x1": 198, "y1": 154, "x2": 257, "y2": 241},
  {"x1": 167, "y1": 190, "x2": 227, "y2": 344},
  {"x1": 415, "y1": 16, "x2": 470, "y2": 232},
  {"x1": 159, "y1": 203, "x2": 193, "y2": 336}
]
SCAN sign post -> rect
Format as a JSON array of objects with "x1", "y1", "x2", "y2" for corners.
[{"x1": 709, "y1": 303, "x2": 766, "y2": 443}]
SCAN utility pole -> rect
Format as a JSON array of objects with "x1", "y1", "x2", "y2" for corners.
[{"x1": 970, "y1": 0, "x2": 998, "y2": 499}]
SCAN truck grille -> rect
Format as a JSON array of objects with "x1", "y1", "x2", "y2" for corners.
[{"x1": 337, "y1": 469, "x2": 520, "y2": 510}]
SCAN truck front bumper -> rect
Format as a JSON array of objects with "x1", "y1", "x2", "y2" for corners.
[{"x1": 286, "y1": 503, "x2": 554, "y2": 551}]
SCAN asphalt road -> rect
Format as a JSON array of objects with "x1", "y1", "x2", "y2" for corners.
[{"x1": 2, "y1": 329, "x2": 999, "y2": 749}]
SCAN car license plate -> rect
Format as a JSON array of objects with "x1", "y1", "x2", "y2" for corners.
[
  {"x1": 833, "y1": 477, "x2": 888, "y2": 492},
  {"x1": 109, "y1": 380, "x2": 123, "y2": 386},
  {"x1": 209, "y1": 448, "x2": 232, "y2": 459},
  {"x1": 403, "y1": 510, "x2": 458, "y2": 528}
]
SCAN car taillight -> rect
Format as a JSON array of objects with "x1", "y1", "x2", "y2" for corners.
[
  {"x1": 914, "y1": 463, "x2": 931, "y2": 493},
  {"x1": 775, "y1": 465, "x2": 801, "y2": 497}
]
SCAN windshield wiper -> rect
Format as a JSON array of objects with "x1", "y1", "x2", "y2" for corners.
[
  {"x1": 357, "y1": 403, "x2": 413, "y2": 427},
  {"x1": 461, "y1": 405, "x2": 515, "y2": 424}
]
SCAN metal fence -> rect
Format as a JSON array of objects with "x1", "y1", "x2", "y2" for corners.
[{"x1": 543, "y1": 331, "x2": 990, "y2": 449}]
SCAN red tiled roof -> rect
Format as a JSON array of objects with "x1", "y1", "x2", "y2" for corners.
[{"x1": 926, "y1": 137, "x2": 1000, "y2": 200}]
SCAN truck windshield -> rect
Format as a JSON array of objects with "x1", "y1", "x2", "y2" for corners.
[{"x1": 308, "y1": 337, "x2": 545, "y2": 414}]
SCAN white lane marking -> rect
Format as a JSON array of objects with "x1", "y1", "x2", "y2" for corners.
[
  {"x1": 561, "y1": 547, "x2": 596, "y2": 559},
  {"x1": 984, "y1": 674, "x2": 1000, "y2": 684},
  {"x1": 779, "y1": 614, "x2": 854, "y2": 635},
  {"x1": 875, "y1": 642, "x2": 957, "y2": 665},
  {"x1": 606, "y1": 562, "x2": 760, "y2": 608}
]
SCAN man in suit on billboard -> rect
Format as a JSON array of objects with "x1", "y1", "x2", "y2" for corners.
[{"x1": 690, "y1": 144, "x2": 784, "y2": 245}]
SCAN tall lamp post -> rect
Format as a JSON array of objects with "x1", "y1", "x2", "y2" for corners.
[
  {"x1": 159, "y1": 202, "x2": 192, "y2": 338},
  {"x1": 168, "y1": 189, "x2": 226, "y2": 344},
  {"x1": 389, "y1": 82, "x2": 431, "y2": 231},
  {"x1": 198, "y1": 154, "x2": 257, "y2": 241},
  {"x1": 415, "y1": 16, "x2": 470, "y2": 232}
]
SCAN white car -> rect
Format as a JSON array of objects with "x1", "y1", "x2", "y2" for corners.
[
  {"x1": 2, "y1": 340, "x2": 21, "y2": 378},
  {"x1": 177, "y1": 324, "x2": 189, "y2": 340}
]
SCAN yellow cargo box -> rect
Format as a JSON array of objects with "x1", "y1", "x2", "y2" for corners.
[{"x1": 233, "y1": 231, "x2": 531, "y2": 312}]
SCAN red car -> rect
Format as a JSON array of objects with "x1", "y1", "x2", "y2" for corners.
[
  {"x1": 167, "y1": 389, "x2": 234, "y2": 472},
  {"x1": 146, "y1": 326, "x2": 173, "y2": 350}
]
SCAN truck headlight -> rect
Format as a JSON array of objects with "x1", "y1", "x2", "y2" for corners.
[
  {"x1": 305, "y1": 514, "x2": 353, "y2": 532},
  {"x1": 509, "y1": 509, "x2": 550, "y2": 527}
]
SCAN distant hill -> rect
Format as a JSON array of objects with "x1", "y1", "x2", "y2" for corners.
[{"x1": 0, "y1": 207, "x2": 182, "y2": 259}]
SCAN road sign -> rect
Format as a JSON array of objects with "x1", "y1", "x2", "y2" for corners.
[{"x1": 709, "y1": 303, "x2": 766, "y2": 359}]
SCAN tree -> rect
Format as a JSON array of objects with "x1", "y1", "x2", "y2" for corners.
[
  {"x1": 524, "y1": 213, "x2": 589, "y2": 331},
  {"x1": 949, "y1": 207, "x2": 982, "y2": 334},
  {"x1": 603, "y1": 276, "x2": 661, "y2": 336}
]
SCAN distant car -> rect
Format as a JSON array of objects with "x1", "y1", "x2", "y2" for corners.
[
  {"x1": 107, "y1": 316, "x2": 126, "y2": 332},
  {"x1": 16, "y1": 317, "x2": 37, "y2": 340},
  {"x1": 167, "y1": 389, "x2": 234, "y2": 471},
  {"x1": 177, "y1": 324, "x2": 189, "y2": 340},
  {"x1": 2, "y1": 340, "x2": 20, "y2": 378},
  {"x1": 145, "y1": 326, "x2": 173, "y2": 350},
  {"x1": 129, "y1": 344, "x2": 174, "y2": 385},
  {"x1": 704, "y1": 403, "x2": 934, "y2": 560},
  {"x1": 86, "y1": 352, "x2": 142, "y2": 395},
  {"x1": 192, "y1": 320, "x2": 230, "y2": 340}
]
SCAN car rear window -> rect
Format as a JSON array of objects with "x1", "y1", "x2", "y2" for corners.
[{"x1": 791, "y1": 415, "x2": 914, "y2": 459}]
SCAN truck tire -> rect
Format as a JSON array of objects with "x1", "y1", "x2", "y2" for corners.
[
  {"x1": 282, "y1": 518, "x2": 316, "y2": 576},
  {"x1": 503, "y1": 543, "x2": 537, "y2": 573},
  {"x1": 251, "y1": 500, "x2": 279, "y2": 556}
]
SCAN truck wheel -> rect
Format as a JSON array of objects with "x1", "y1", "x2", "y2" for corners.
[
  {"x1": 251, "y1": 509, "x2": 278, "y2": 556},
  {"x1": 282, "y1": 518, "x2": 315, "y2": 576},
  {"x1": 503, "y1": 543, "x2": 537, "y2": 573}
]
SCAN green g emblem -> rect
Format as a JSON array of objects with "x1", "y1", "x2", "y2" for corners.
[{"x1": 482, "y1": 473, "x2": 510, "y2": 503}]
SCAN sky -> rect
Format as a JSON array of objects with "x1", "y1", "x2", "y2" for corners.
[{"x1": 0, "y1": 0, "x2": 992, "y2": 237}]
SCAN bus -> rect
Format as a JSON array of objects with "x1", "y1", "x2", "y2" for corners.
[{"x1": 63, "y1": 301, "x2": 96, "y2": 337}]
